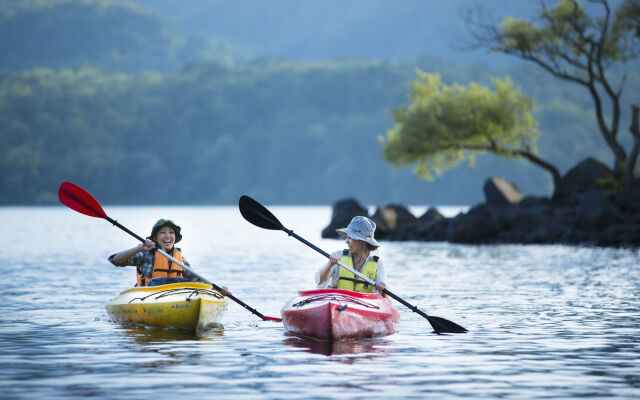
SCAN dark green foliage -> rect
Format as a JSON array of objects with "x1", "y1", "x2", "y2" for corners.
[
  {"x1": 0, "y1": 61, "x2": 412, "y2": 204},
  {"x1": 2, "y1": 59, "x2": 635, "y2": 205},
  {"x1": 0, "y1": 0, "x2": 637, "y2": 205},
  {"x1": 0, "y1": 0, "x2": 182, "y2": 72}
]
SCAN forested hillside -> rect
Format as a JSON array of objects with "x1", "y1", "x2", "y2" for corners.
[
  {"x1": 0, "y1": 0, "x2": 636, "y2": 205},
  {"x1": 127, "y1": 0, "x2": 551, "y2": 62}
]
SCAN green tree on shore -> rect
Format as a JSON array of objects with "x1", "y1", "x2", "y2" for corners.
[
  {"x1": 383, "y1": 0, "x2": 640, "y2": 196},
  {"x1": 465, "y1": 0, "x2": 640, "y2": 186},
  {"x1": 381, "y1": 72, "x2": 563, "y2": 193}
]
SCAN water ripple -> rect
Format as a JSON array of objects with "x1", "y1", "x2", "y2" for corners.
[{"x1": 1, "y1": 207, "x2": 639, "y2": 399}]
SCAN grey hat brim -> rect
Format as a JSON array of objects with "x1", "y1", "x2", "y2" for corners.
[{"x1": 336, "y1": 227, "x2": 380, "y2": 247}]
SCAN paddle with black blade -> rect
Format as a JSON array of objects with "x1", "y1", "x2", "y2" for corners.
[
  {"x1": 58, "y1": 181, "x2": 282, "y2": 322},
  {"x1": 238, "y1": 195, "x2": 467, "y2": 334}
]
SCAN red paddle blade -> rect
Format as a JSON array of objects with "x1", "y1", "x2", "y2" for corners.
[
  {"x1": 58, "y1": 181, "x2": 108, "y2": 219},
  {"x1": 262, "y1": 316, "x2": 282, "y2": 322}
]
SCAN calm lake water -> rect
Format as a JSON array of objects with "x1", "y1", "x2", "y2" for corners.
[{"x1": 1, "y1": 206, "x2": 639, "y2": 399}]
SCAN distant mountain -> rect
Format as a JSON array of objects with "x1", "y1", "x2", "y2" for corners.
[
  {"x1": 1, "y1": 0, "x2": 629, "y2": 71},
  {"x1": 128, "y1": 0, "x2": 539, "y2": 63},
  {"x1": 0, "y1": 0, "x2": 249, "y2": 72},
  {"x1": 0, "y1": 0, "x2": 178, "y2": 71}
]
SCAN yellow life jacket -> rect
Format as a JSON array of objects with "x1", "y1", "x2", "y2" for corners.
[
  {"x1": 137, "y1": 248, "x2": 184, "y2": 287},
  {"x1": 336, "y1": 249, "x2": 379, "y2": 293}
]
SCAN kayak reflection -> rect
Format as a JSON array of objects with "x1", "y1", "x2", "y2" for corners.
[
  {"x1": 116, "y1": 324, "x2": 224, "y2": 344},
  {"x1": 282, "y1": 336, "x2": 393, "y2": 357}
]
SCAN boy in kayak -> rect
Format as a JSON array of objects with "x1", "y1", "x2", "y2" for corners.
[
  {"x1": 315, "y1": 216, "x2": 388, "y2": 295},
  {"x1": 109, "y1": 218, "x2": 230, "y2": 295}
]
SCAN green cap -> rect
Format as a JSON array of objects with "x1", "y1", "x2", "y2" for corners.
[{"x1": 150, "y1": 219, "x2": 182, "y2": 243}]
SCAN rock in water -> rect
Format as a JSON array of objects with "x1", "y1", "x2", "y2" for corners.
[{"x1": 483, "y1": 177, "x2": 523, "y2": 206}]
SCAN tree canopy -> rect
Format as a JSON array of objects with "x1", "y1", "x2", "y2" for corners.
[
  {"x1": 382, "y1": 72, "x2": 563, "y2": 191},
  {"x1": 466, "y1": 0, "x2": 640, "y2": 186}
]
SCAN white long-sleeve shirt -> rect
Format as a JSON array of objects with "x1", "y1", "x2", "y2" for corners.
[{"x1": 314, "y1": 251, "x2": 387, "y2": 293}]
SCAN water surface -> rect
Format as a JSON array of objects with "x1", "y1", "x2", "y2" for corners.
[{"x1": 1, "y1": 206, "x2": 638, "y2": 399}]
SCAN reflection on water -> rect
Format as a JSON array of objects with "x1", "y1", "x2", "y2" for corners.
[
  {"x1": 282, "y1": 336, "x2": 394, "y2": 357},
  {"x1": 114, "y1": 324, "x2": 224, "y2": 344}
]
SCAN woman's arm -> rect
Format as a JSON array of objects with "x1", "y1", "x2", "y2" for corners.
[
  {"x1": 315, "y1": 251, "x2": 341, "y2": 287},
  {"x1": 109, "y1": 239, "x2": 155, "y2": 266},
  {"x1": 315, "y1": 262, "x2": 333, "y2": 287},
  {"x1": 374, "y1": 259, "x2": 388, "y2": 294}
]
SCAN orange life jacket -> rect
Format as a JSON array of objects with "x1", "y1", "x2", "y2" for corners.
[{"x1": 137, "y1": 248, "x2": 184, "y2": 287}]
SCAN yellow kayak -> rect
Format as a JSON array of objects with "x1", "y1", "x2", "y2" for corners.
[{"x1": 105, "y1": 282, "x2": 228, "y2": 331}]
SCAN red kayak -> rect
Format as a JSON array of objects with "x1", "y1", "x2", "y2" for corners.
[{"x1": 281, "y1": 288, "x2": 401, "y2": 341}]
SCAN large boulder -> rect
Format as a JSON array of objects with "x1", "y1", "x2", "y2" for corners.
[
  {"x1": 483, "y1": 176, "x2": 523, "y2": 206},
  {"x1": 612, "y1": 187, "x2": 640, "y2": 214},
  {"x1": 385, "y1": 207, "x2": 444, "y2": 241},
  {"x1": 445, "y1": 204, "x2": 506, "y2": 243},
  {"x1": 573, "y1": 189, "x2": 625, "y2": 231},
  {"x1": 556, "y1": 157, "x2": 614, "y2": 199},
  {"x1": 519, "y1": 196, "x2": 554, "y2": 214},
  {"x1": 418, "y1": 207, "x2": 444, "y2": 223},
  {"x1": 321, "y1": 198, "x2": 368, "y2": 238},
  {"x1": 371, "y1": 204, "x2": 417, "y2": 238},
  {"x1": 392, "y1": 217, "x2": 448, "y2": 241},
  {"x1": 520, "y1": 215, "x2": 569, "y2": 244}
]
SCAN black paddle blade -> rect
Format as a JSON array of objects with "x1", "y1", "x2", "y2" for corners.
[
  {"x1": 428, "y1": 316, "x2": 468, "y2": 334},
  {"x1": 238, "y1": 195, "x2": 284, "y2": 231}
]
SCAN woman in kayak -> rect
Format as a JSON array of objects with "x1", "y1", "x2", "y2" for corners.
[
  {"x1": 109, "y1": 218, "x2": 230, "y2": 294},
  {"x1": 315, "y1": 216, "x2": 387, "y2": 294}
]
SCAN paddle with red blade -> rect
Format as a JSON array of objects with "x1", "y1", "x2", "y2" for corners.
[
  {"x1": 238, "y1": 194, "x2": 467, "y2": 334},
  {"x1": 58, "y1": 181, "x2": 281, "y2": 322}
]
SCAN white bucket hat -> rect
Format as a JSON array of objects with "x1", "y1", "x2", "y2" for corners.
[{"x1": 336, "y1": 216, "x2": 380, "y2": 247}]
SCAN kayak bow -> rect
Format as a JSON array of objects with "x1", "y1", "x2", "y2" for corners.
[{"x1": 281, "y1": 288, "x2": 400, "y2": 341}]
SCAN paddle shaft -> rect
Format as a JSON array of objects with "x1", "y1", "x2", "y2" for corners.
[
  {"x1": 105, "y1": 216, "x2": 272, "y2": 321},
  {"x1": 283, "y1": 227, "x2": 444, "y2": 323}
]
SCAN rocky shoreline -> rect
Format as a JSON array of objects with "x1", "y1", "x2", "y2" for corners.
[{"x1": 322, "y1": 159, "x2": 640, "y2": 247}]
